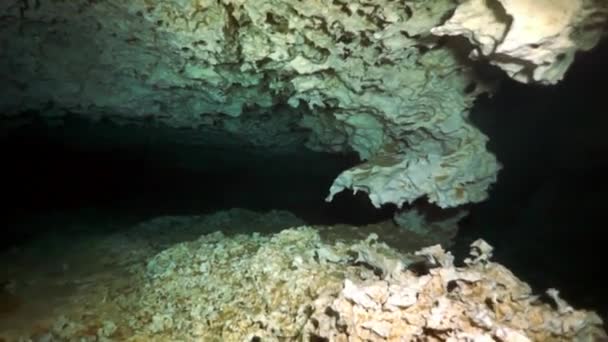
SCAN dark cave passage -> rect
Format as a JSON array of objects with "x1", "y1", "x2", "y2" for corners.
[
  {"x1": 2, "y1": 0, "x2": 608, "y2": 339},
  {"x1": 0, "y1": 115, "x2": 394, "y2": 249},
  {"x1": 457, "y1": 39, "x2": 608, "y2": 319}
]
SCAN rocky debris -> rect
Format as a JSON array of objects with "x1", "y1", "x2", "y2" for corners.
[
  {"x1": 0, "y1": 209, "x2": 305, "y2": 340},
  {"x1": 305, "y1": 238, "x2": 607, "y2": 341},
  {"x1": 8, "y1": 221, "x2": 603, "y2": 341}
]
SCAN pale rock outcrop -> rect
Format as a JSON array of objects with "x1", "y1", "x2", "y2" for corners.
[
  {"x1": 305, "y1": 237, "x2": 607, "y2": 341},
  {"x1": 12, "y1": 223, "x2": 603, "y2": 340},
  {"x1": 432, "y1": 0, "x2": 608, "y2": 84}
]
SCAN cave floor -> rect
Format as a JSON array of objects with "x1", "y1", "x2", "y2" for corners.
[{"x1": 0, "y1": 208, "x2": 449, "y2": 340}]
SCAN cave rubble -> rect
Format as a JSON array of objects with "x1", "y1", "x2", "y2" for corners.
[
  {"x1": 1, "y1": 0, "x2": 606, "y2": 205},
  {"x1": 1, "y1": 210, "x2": 605, "y2": 341},
  {"x1": 2, "y1": 0, "x2": 497, "y2": 209}
]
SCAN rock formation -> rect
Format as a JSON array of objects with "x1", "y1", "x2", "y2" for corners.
[
  {"x1": 6, "y1": 217, "x2": 603, "y2": 340},
  {"x1": 1, "y1": 0, "x2": 606, "y2": 208},
  {"x1": 432, "y1": 0, "x2": 608, "y2": 85}
]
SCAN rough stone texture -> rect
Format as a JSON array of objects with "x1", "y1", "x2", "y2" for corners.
[
  {"x1": 0, "y1": 209, "x2": 455, "y2": 340},
  {"x1": 3, "y1": 0, "x2": 606, "y2": 207},
  {"x1": 432, "y1": 0, "x2": 608, "y2": 85},
  {"x1": 305, "y1": 238, "x2": 607, "y2": 341},
  {"x1": 6, "y1": 217, "x2": 604, "y2": 340},
  {"x1": 0, "y1": 0, "x2": 503, "y2": 208}
]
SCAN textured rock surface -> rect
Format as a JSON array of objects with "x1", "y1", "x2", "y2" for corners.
[
  {"x1": 305, "y1": 239, "x2": 607, "y2": 341},
  {"x1": 393, "y1": 206, "x2": 467, "y2": 237},
  {"x1": 3, "y1": 0, "x2": 606, "y2": 207},
  {"x1": 0, "y1": 209, "x2": 453, "y2": 340},
  {"x1": 432, "y1": 0, "x2": 608, "y2": 84},
  {"x1": 0, "y1": 0, "x2": 503, "y2": 208},
  {"x1": 5, "y1": 217, "x2": 605, "y2": 340}
]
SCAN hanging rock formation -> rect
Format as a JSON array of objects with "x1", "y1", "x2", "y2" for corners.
[
  {"x1": 0, "y1": 0, "x2": 606, "y2": 208},
  {"x1": 432, "y1": 0, "x2": 608, "y2": 85}
]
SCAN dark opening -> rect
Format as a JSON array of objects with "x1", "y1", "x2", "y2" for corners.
[
  {"x1": 457, "y1": 39, "x2": 608, "y2": 321},
  {"x1": 0, "y1": 114, "x2": 396, "y2": 249}
]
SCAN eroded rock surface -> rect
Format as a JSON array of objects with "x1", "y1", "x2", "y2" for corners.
[
  {"x1": 432, "y1": 0, "x2": 608, "y2": 84},
  {"x1": 0, "y1": 0, "x2": 500, "y2": 208},
  {"x1": 5, "y1": 220, "x2": 604, "y2": 341},
  {"x1": 1, "y1": 0, "x2": 606, "y2": 207}
]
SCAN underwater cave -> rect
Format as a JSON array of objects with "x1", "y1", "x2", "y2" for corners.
[{"x1": 1, "y1": 0, "x2": 608, "y2": 340}]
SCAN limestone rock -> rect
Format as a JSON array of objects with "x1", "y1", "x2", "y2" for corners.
[
  {"x1": 8, "y1": 217, "x2": 606, "y2": 340},
  {"x1": 0, "y1": 0, "x2": 501, "y2": 208},
  {"x1": 305, "y1": 239, "x2": 608, "y2": 341},
  {"x1": 432, "y1": 0, "x2": 608, "y2": 84},
  {"x1": 3, "y1": 0, "x2": 606, "y2": 207}
]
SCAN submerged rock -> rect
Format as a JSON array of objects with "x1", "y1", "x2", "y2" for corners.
[{"x1": 7, "y1": 217, "x2": 603, "y2": 340}]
